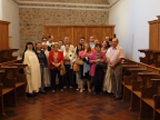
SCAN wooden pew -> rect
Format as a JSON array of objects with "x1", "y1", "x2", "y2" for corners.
[
  {"x1": 149, "y1": 79, "x2": 160, "y2": 120},
  {"x1": 139, "y1": 49, "x2": 160, "y2": 67},
  {"x1": 137, "y1": 72, "x2": 160, "y2": 119},
  {"x1": 124, "y1": 68, "x2": 147, "y2": 112},
  {"x1": 0, "y1": 66, "x2": 17, "y2": 116},
  {"x1": 0, "y1": 49, "x2": 27, "y2": 116},
  {"x1": 122, "y1": 59, "x2": 160, "y2": 120},
  {"x1": 122, "y1": 59, "x2": 144, "y2": 111},
  {"x1": 1, "y1": 63, "x2": 27, "y2": 95},
  {"x1": 138, "y1": 49, "x2": 153, "y2": 65},
  {"x1": 0, "y1": 64, "x2": 27, "y2": 116},
  {"x1": 0, "y1": 49, "x2": 18, "y2": 63},
  {"x1": 0, "y1": 50, "x2": 27, "y2": 94}
]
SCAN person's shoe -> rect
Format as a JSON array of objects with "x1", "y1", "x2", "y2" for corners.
[
  {"x1": 26, "y1": 93, "x2": 34, "y2": 97},
  {"x1": 40, "y1": 90, "x2": 46, "y2": 94},
  {"x1": 88, "y1": 89, "x2": 91, "y2": 93},
  {"x1": 80, "y1": 89, "x2": 83, "y2": 93},
  {"x1": 76, "y1": 88, "x2": 79, "y2": 91},
  {"x1": 93, "y1": 92, "x2": 97, "y2": 95},
  {"x1": 60, "y1": 89, "x2": 64, "y2": 92},
  {"x1": 52, "y1": 90, "x2": 56, "y2": 93},
  {"x1": 114, "y1": 97, "x2": 122, "y2": 101}
]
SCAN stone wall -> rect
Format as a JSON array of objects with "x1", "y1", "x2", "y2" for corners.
[{"x1": 19, "y1": 8, "x2": 109, "y2": 48}]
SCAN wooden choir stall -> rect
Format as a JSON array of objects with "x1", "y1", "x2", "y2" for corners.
[
  {"x1": 0, "y1": 20, "x2": 27, "y2": 116},
  {"x1": 122, "y1": 59, "x2": 160, "y2": 120},
  {"x1": 139, "y1": 18, "x2": 160, "y2": 67},
  {"x1": 124, "y1": 17, "x2": 160, "y2": 120}
]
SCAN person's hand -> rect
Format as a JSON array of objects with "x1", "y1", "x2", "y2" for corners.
[
  {"x1": 26, "y1": 67, "x2": 31, "y2": 74},
  {"x1": 55, "y1": 63, "x2": 60, "y2": 68},
  {"x1": 65, "y1": 57, "x2": 70, "y2": 61},
  {"x1": 110, "y1": 64, "x2": 115, "y2": 69},
  {"x1": 109, "y1": 62, "x2": 115, "y2": 68},
  {"x1": 51, "y1": 62, "x2": 55, "y2": 66},
  {"x1": 92, "y1": 60, "x2": 97, "y2": 63},
  {"x1": 96, "y1": 59, "x2": 101, "y2": 62}
]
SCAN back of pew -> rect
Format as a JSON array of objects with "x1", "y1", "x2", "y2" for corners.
[
  {"x1": 0, "y1": 67, "x2": 16, "y2": 115},
  {"x1": 123, "y1": 59, "x2": 160, "y2": 120},
  {"x1": 0, "y1": 60, "x2": 27, "y2": 116}
]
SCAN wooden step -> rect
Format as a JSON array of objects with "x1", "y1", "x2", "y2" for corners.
[
  {"x1": 133, "y1": 90, "x2": 142, "y2": 98},
  {"x1": 142, "y1": 98, "x2": 154, "y2": 108},
  {"x1": 15, "y1": 82, "x2": 25, "y2": 88},
  {"x1": 2, "y1": 87, "x2": 14, "y2": 95}
]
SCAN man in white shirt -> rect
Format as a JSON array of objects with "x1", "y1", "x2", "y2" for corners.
[
  {"x1": 106, "y1": 38, "x2": 125, "y2": 100},
  {"x1": 46, "y1": 35, "x2": 55, "y2": 50},
  {"x1": 89, "y1": 36, "x2": 95, "y2": 49},
  {"x1": 61, "y1": 36, "x2": 74, "y2": 52}
]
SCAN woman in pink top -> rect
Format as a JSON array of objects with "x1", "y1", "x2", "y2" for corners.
[
  {"x1": 89, "y1": 43, "x2": 106, "y2": 94},
  {"x1": 78, "y1": 43, "x2": 92, "y2": 93}
]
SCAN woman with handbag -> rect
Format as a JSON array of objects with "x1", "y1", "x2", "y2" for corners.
[
  {"x1": 78, "y1": 43, "x2": 92, "y2": 93},
  {"x1": 49, "y1": 43, "x2": 64, "y2": 93},
  {"x1": 89, "y1": 43, "x2": 106, "y2": 94}
]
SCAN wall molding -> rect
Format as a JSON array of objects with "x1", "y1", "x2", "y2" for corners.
[
  {"x1": 13, "y1": 0, "x2": 120, "y2": 11},
  {"x1": 109, "y1": 0, "x2": 121, "y2": 8},
  {"x1": 19, "y1": 6, "x2": 109, "y2": 11},
  {"x1": 13, "y1": 0, "x2": 111, "y2": 11}
]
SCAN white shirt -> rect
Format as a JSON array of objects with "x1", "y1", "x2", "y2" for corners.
[
  {"x1": 64, "y1": 50, "x2": 77, "y2": 63},
  {"x1": 106, "y1": 45, "x2": 125, "y2": 66},
  {"x1": 60, "y1": 45, "x2": 66, "y2": 52},
  {"x1": 60, "y1": 44, "x2": 75, "y2": 52},
  {"x1": 46, "y1": 41, "x2": 54, "y2": 47},
  {"x1": 89, "y1": 42, "x2": 95, "y2": 49}
]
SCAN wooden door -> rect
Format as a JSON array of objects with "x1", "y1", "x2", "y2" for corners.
[
  {"x1": 149, "y1": 21, "x2": 159, "y2": 50},
  {"x1": 0, "y1": 20, "x2": 9, "y2": 50}
]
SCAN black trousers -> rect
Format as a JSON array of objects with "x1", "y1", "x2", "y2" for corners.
[
  {"x1": 50, "y1": 68, "x2": 63, "y2": 90},
  {"x1": 64, "y1": 64, "x2": 75, "y2": 88},
  {"x1": 93, "y1": 64, "x2": 105, "y2": 94}
]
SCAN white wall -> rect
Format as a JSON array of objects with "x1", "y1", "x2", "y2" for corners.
[
  {"x1": 1, "y1": 0, "x2": 20, "y2": 49},
  {"x1": 0, "y1": 0, "x2": 2, "y2": 19},
  {"x1": 109, "y1": 0, "x2": 160, "y2": 61}
]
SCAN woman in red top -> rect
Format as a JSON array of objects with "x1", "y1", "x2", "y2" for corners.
[{"x1": 49, "y1": 43, "x2": 64, "y2": 93}]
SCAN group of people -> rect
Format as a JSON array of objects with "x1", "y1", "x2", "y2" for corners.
[{"x1": 22, "y1": 34, "x2": 125, "y2": 100}]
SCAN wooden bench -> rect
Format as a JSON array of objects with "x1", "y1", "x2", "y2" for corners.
[
  {"x1": 0, "y1": 49, "x2": 27, "y2": 116},
  {"x1": 139, "y1": 49, "x2": 160, "y2": 67},
  {"x1": 122, "y1": 59, "x2": 160, "y2": 120},
  {"x1": 138, "y1": 49, "x2": 153, "y2": 65},
  {"x1": 137, "y1": 72, "x2": 160, "y2": 119},
  {"x1": 0, "y1": 49, "x2": 18, "y2": 63},
  {"x1": 0, "y1": 62, "x2": 27, "y2": 116},
  {"x1": 150, "y1": 79, "x2": 160, "y2": 120},
  {"x1": 1, "y1": 62, "x2": 27, "y2": 88},
  {"x1": 0, "y1": 66, "x2": 16, "y2": 116},
  {"x1": 123, "y1": 68, "x2": 148, "y2": 112}
]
